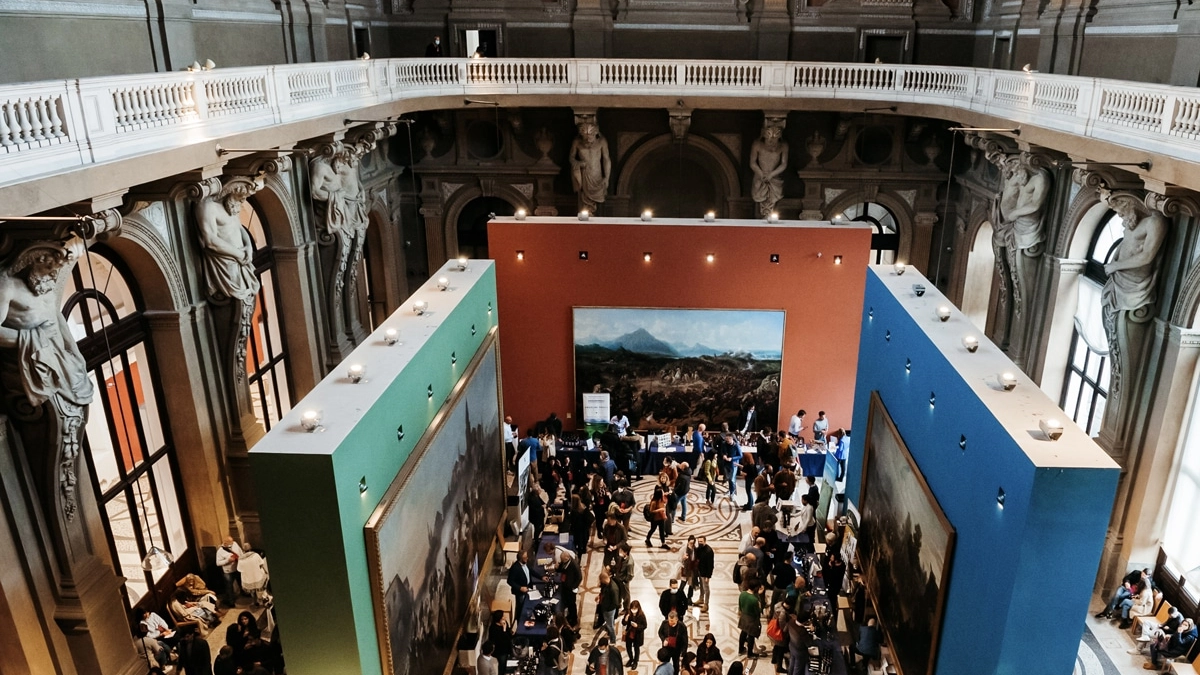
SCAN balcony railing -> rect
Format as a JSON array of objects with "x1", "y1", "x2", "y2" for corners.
[{"x1": 3, "y1": 58, "x2": 1200, "y2": 192}]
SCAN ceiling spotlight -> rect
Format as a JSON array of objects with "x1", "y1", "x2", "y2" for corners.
[
  {"x1": 641, "y1": 210, "x2": 653, "y2": 222},
  {"x1": 437, "y1": 276, "x2": 450, "y2": 291},
  {"x1": 913, "y1": 284, "x2": 926, "y2": 297},
  {"x1": 936, "y1": 306, "x2": 951, "y2": 322},
  {"x1": 578, "y1": 210, "x2": 590, "y2": 221},
  {"x1": 516, "y1": 250, "x2": 525, "y2": 261},
  {"x1": 384, "y1": 328, "x2": 399, "y2": 345},
  {"x1": 414, "y1": 300, "x2": 427, "y2": 315},
  {"x1": 998, "y1": 372, "x2": 1018, "y2": 391},
  {"x1": 515, "y1": 208, "x2": 527, "y2": 220},
  {"x1": 300, "y1": 409, "x2": 323, "y2": 432},
  {"x1": 348, "y1": 363, "x2": 366, "y2": 383},
  {"x1": 706, "y1": 253, "x2": 715, "y2": 263},
  {"x1": 456, "y1": 257, "x2": 468, "y2": 271},
  {"x1": 578, "y1": 250, "x2": 589, "y2": 261},
  {"x1": 834, "y1": 255, "x2": 843, "y2": 265},
  {"x1": 962, "y1": 336, "x2": 979, "y2": 353},
  {"x1": 894, "y1": 262, "x2": 907, "y2": 276},
  {"x1": 704, "y1": 211, "x2": 716, "y2": 222},
  {"x1": 643, "y1": 252, "x2": 652, "y2": 262},
  {"x1": 1039, "y1": 418, "x2": 1064, "y2": 441}
]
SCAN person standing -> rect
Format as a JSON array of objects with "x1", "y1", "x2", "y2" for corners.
[
  {"x1": 674, "y1": 462, "x2": 692, "y2": 523},
  {"x1": 178, "y1": 627, "x2": 213, "y2": 675},
  {"x1": 587, "y1": 636, "x2": 624, "y2": 675},
  {"x1": 701, "y1": 452, "x2": 718, "y2": 505},
  {"x1": 654, "y1": 647, "x2": 677, "y2": 675},
  {"x1": 719, "y1": 433, "x2": 742, "y2": 502},
  {"x1": 622, "y1": 600, "x2": 649, "y2": 668},
  {"x1": 215, "y1": 536, "x2": 243, "y2": 608},
  {"x1": 543, "y1": 626, "x2": 568, "y2": 675},
  {"x1": 694, "y1": 535, "x2": 715, "y2": 610},
  {"x1": 737, "y1": 582, "x2": 764, "y2": 657},
  {"x1": 646, "y1": 487, "x2": 669, "y2": 549},
  {"x1": 787, "y1": 410, "x2": 805, "y2": 440},
  {"x1": 830, "y1": 428, "x2": 849, "y2": 482},
  {"x1": 659, "y1": 578, "x2": 691, "y2": 620},
  {"x1": 597, "y1": 569, "x2": 621, "y2": 643},
  {"x1": 658, "y1": 611, "x2": 689, "y2": 674},
  {"x1": 740, "y1": 404, "x2": 758, "y2": 435},
  {"x1": 425, "y1": 35, "x2": 443, "y2": 57},
  {"x1": 612, "y1": 544, "x2": 635, "y2": 614},
  {"x1": 811, "y1": 411, "x2": 829, "y2": 443},
  {"x1": 507, "y1": 550, "x2": 540, "y2": 619},
  {"x1": 478, "y1": 642, "x2": 499, "y2": 675},
  {"x1": 503, "y1": 416, "x2": 518, "y2": 467}
]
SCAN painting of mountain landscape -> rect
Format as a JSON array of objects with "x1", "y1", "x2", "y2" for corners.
[{"x1": 573, "y1": 307, "x2": 785, "y2": 430}]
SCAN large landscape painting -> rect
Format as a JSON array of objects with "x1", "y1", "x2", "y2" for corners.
[
  {"x1": 366, "y1": 335, "x2": 505, "y2": 675},
  {"x1": 859, "y1": 391, "x2": 955, "y2": 675},
  {"x1": 573, "y1": 307, "x2": 784, "y2": 429}
]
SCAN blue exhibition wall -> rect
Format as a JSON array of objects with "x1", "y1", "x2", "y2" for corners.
[{"x1": 845, "y1": 269, "x2": 1118, "y2": 675}]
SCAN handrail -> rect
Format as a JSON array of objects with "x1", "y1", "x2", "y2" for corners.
[{"x1": 3, "y1": 58, "x2": 1199, "y2": 194}]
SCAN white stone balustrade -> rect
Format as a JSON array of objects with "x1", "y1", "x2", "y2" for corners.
[{"x1": 3, "y1": 58, "x2": 1200, "y2": 193}]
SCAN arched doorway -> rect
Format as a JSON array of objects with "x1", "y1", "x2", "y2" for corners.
[
  {"x1": 629, "y1": 152, "x2": 718, "y2": 218},
  {"x1": 456, "y1": 196, "x2": 514, "y2": 259},
  {"x1": 961, "y1": 221, "x2": 996, "y2": 329}
]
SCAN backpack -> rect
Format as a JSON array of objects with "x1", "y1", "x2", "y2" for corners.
[
  {"x1": 550, "y1": 640, "x2": 568, "y2": 670},
  {"x1": 643, "y1": 504, "x2": 653, "y2": 521},
  {"x1": 732, "y1": 562, "x2": 743, "y2": 585}
]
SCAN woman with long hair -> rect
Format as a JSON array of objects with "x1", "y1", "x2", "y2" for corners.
[
  {"x1": 645, "y1": 486, "x2": 668, "y2": 549},
  {"x1": 621, "y1": 599, "x2": 648, "y2": 668}
]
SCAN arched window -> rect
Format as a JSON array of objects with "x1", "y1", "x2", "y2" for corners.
[
  {"x1": 242, "y1": 201, "x2": 292, "y2": 431},
  {"x1": 1060, "y1": 211, "x2": 1122, "y2": 437},
  {"x1": 835, "y1": 201, "x2": 899, "y2": 264},
  {"x1": 64, "y1": 250, "x2": 190, "y2": 611},
  {"x1": 1165, "y1": 398, "x2": 1200, "y2": 599}
]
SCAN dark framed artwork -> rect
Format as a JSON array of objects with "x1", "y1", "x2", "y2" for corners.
[
  {"x1": 572, "y1": 307, "x2": 785, "y2": 429},
  {"x1": 365, "y1": 332, "x2": 506, "y2": 675},
  {"x1": 859, "y1": 391, "x2": 955, "y2": 675}
]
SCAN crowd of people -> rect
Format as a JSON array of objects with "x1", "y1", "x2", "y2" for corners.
[
  {"x1": 483, "y1": 410, "x2": 879, "y2": 675},
  {"x1": 132, "y1": 540, "x2": 279, "y2": 675},
  {"x1": 1097, "y1": 569, "x2": 1199, "y2": 671}
]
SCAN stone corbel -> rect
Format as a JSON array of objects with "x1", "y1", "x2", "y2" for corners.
[
  {"x1": 669, "y1": 110, "x2": 692, "y2": 142},
  {"x1": 1143, "y1": 187, "x2": 1200, "y2": 219},
  {"x1": 964, "y1": 133, "x2": 1014, "y2": 168},
  {"x1": 763, "y1": 111, "x2": 788, "y2": 131}
]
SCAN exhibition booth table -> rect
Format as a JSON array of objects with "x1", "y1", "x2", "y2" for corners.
[{"x1": 555, "y1": 443, "x2": 701, "y2": 477}]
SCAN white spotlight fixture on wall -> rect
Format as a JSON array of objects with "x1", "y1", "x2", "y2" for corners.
[
  {"x1": 413, "y1": 300, "x2": 427, "y2": 315},
  {"x1": 456, "y1": 257, "x2": 468, "y2": 271},
  {"x1": 936, "y1": 306, "x2": 951, "y2": 322},
  {"x1": 704, "y1": 211, "x2": 716, "y2": 222},
  {"x1": 578, "y1": 210, "x2": 590, "y2": 221},
  {"x1": 998, "y1": 372, "x2": 1018, "y2": 391},
  {"x1": 912, "y1": 284, "x2": 926, "y2": 297},
  {"x1": 384, "y1": 328, "x2": 399, "y2": 345},
  {"x1": 514, "y1": 208, "x2": 527, "y2": 220},
  {"x1": 348, "y1": 363, "x2": 366, "y2": 383},
  {"x1": 767, "y1": 212, "x2": 780, "y2": 223},
  {"x1": 437, "y1": 276, "x2": 450, "y2": 291},
  {"x1": 641, "y1": 209, "x2": 653, "y2": 221},
  {"x1": 962, "y1": 336, "x2": 979, "y2": 353},
  {"x1": 1039, "y1": 418, "x2": 1064, "y2": 441},
  {"x1": 706, "y1": 253, "x2": 715, "y2": 263},
  {"x1": 894, "y1": 262, "x2": 907, "y2": 276},
  {"x1": 300, "y1": 409, "x2": 323, "y2": 432}
]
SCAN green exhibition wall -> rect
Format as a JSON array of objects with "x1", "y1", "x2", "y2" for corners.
[{"x1": 251, "y1": 264, "x2": 498, "y2": 675}]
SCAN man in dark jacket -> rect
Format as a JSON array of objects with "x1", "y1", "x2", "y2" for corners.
[
  {"x1": 507, "y1": 549, "x2": 541, "y2": 619},
  {"x1": 178, "y1": 627, "x2": 213, "y2": 675},
  {"x1": 659, "y1": 578, "x2": 691, "y2": 619},
  {"x1": 695, "y1": 535, "x2": 715, "y2": 609},
  {"x1": 587, "y1": 636, "x2": 624, "y2": 675},
  {"x1": 658, "y1": 611, "x2": 689, "y2": 674},
  {"x1": 673, "y1": 463, "x2": 692, "y2": 523}
]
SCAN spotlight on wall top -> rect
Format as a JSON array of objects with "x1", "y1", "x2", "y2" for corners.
[
  {"x1": 578, "y1": 210, "x2": 590, "y2": 221},
  {"x1": 704, "y1": 211, "x2": 716, "y2": 222},
  {"x1": 456, "y1": 257, "x2": 468, "y2": 271},
  {"x1": 516, "y1": 250, "x2": 525, "y2": 261},
  {"x1": 358, "y1": 476, "x2": 368, "y2": 493},
  {"x1": 578, "y1": 250, "x2": 589, "y2": 261},
  {"x1": 514, "y1": 208, "x2": 527, "y2": 220},
  {"x1": 834, "y1": 255, "x2": 843, "y2": 265},
  {"x1": 767, "y1": 212, "x2": 780, "y2": 223},
  {"x1": 706, "y1": 253, "x2": 715, "y2": 263},
  {"x1": 998, "y1": 371, "x2": 1018, "y2": 391},
  {"x1": 384, "y1": 328, "x2": 399, "y2": 345},
  {"x1": 1039, "y1": 418, "x2": 1064, "y2": 441},
  {"x1": 413, "y1": 300, "x2": 427, "y2": 315},
  {"x1": 997, "y1": 487, "x2": 1006, "y2": 508},
  {"x1": 300, "y1": 409, "x2": 323, "y2": 432},
  {"x1": 437, "y1": 276, "x2": 450, "y2": 291},
  {"x1": 962, "y1": 335, "x2": 979, "y2": 353},
  {"x1": 770, "y1": 254, "x2": 780, "y2": 263},
  {"x1": 641, "y1": 209, "x2": 653, "y2": 221},
  {"x1": 912, "y1": 284, "x2": 926, "y2": 297},
  {"x1": 348, "y1": 363, "x2": 366, "y2": 383},
  {"x1": 894, "y1": 262, "x2": 907, "y2": 276},
  {"x1": 936, "y1": 306, "x2": 951, "y2": 322},
  {"x1": 643, "y1": 252, "x2": 652, "y2": 262}
]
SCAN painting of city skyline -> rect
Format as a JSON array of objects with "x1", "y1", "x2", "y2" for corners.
[
  {"x1": 366, "y1": 336, "x2": 505, "y2": 675},
  {"x1": 573, "y1": 307, "x2": 784, "y2": 430},
  {"x1": 859, "y1": 391, "x2": 955, "y2": 675}
]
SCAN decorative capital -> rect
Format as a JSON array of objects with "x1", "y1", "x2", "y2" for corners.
[
  {"x1": 669, "y1": 110, "x2": 692, "y2": 142},
  {"x1": 1144, "y1": 190, "x2": 1200, "y2": 218}
]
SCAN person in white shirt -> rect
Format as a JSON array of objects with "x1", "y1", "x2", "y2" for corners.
[
  {"x1": 238, "y1": 542, "x2": 271, "y2": 606},
  {"x1": 787, "y1": 409, "x2": 805, "y2": 439},
  {"x1": 611, "y1": 413, "x2": 630, "y2": 437},
  {"x1": 478, "y1": 641, "x2": 499, "y2": 675},
  {"x1": 503, "y1": 416, "x2": 518, "y2": 466},
  {"x1": 139, "y1": 609, "x2": 173, "y2": 641},
  {"x1": 215, "y1": 537, "x2": 243, "y2": 607},
  {"x1": 797, "y1": 494, "x2": 816, "y2": 553}
]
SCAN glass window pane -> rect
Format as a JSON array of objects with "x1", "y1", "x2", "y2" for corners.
[
  {"x1": 1063, "y1": 375, "x2": 1082, "y2": 421},
  {"x1": 1099, "y1": 357, "x2": 1111, "y2": 393},
  {"x1": 261, "y1": 271, "x2": 285, "y2": 358},
  {"x1": 133, "y1": 473, "x2": 167, "y2": 582},
  {"x1": 105, "y1": 491, "x2": 149, "y2": 604},
  {"x1": 1084, "y1": 347, "x2": 1103, "y2": 382},
  {"x1": 274, "y1": 363, "x2": 292, "y2": 416},
  {"x1": 100, "y1": 358, "x2": 143, "y2": 471},
  {"x1": 78, "y1": 255, "x2": 136, "y2": 320},
  {"x1": 1089, "y1": 394, "x2": 1106, "y2": 437},
  {"x1": 131, "y1": 344, "x2": 165, "y2": 452},
  {"x1": 151, "y1": 458, "x2": 187, "y2": 562},
  {"x1": 1072, "y1": 335, "x2": 1088, "y2": 371},
  {"x1": 85, "y1": 370, "x2": 122, "y2": 494}
]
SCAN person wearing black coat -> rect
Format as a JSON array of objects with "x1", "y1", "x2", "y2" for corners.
[
  {"x1": 659, "y1": 578, "x2": 691, "y2": 619},
  {"x1": 488, "y1": 610, "x2": 513, "y2": 672},
  {"x1": 695, "y1": 536, "x2": 715, "y2": 609},
  {"x1": 657, "y1": 612, "x2": 689, "y2": 674},
  {"x1": 178, "y1": 628, "x2": 213, "y2": 675},
  {"x1": 527, "y1": 489, "x2": 546, "y2": 540}
]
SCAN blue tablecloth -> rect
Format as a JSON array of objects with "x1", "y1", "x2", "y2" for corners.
[
  {"x1": 799, "y1": 451, "x2": 828, "y2": 477},
  {"x1": 555, "y1": 445, "x2": 699, "y2": 477}
]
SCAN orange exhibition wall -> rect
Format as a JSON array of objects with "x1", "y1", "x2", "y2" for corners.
[{"x1": 488, "y1": 218, "x2": 872, "y2": 435}]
